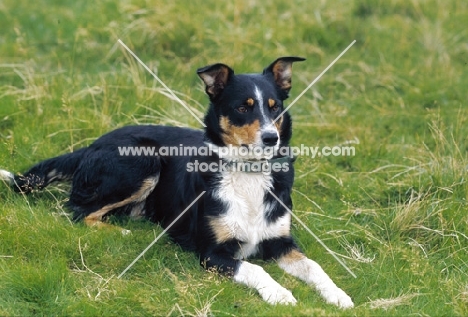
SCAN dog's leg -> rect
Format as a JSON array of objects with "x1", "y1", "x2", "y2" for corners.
[
  {"x1": 277, "y1": 248, "x2": 354, "y2": 309},
  {"x1": 84, "y1": 204, "x2": 131, "y2": 235},
  {"x1": 82, "y1": 176, "x2": 159, "y2": 235},
  {"x1": 201, "y1": 248, "x2": 297, "y2": 305},
  {"x1": 233, "y1": 260, "x2": 297, "y2": 305}
]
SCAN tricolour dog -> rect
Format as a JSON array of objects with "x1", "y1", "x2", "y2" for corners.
[{"x1": 0, "y1": 57, "x2": 353, "y2": 308}]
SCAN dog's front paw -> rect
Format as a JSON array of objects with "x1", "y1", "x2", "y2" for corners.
[
  {"x1": 260, "y1": 286, "x2": 297, "y2": 305},
  {"x1": 321, "y1": 287, "x2": 354, "y2": 309}
]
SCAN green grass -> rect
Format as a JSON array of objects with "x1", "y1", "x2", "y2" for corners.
[{"x1": 1, "y1": 0, "x2": 468, "y2": 315}]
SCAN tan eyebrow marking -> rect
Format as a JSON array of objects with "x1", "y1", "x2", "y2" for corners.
[
  {"x1": 246, "y1": 98, "x2": 254, "y2": 107},
  {"x1": 268, "y1": 99, "x2": 276, "y2": 108}
]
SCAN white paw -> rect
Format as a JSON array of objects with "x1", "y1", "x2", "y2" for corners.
[
  {"x1": 321, "y1": 287, "x2": 354, "y2": 309},
  {"x1": 260, "y1": 286, "x2": 297, "y2": 305}
]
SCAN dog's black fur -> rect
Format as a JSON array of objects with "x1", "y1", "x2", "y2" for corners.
[
  {"x1": 11, "y1": 57, "x2": 302, "y2": 259},
  {"x1": 2, "y1": 57, "x2": 355, "y2": 307}
]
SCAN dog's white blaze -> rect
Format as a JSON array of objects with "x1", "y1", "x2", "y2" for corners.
[
  {"x1": 278, "y1": 257, "x2": 354, "y2": 308},
  {"x1": 215, "y1": 170, "x2": 291, "y2": 259},
  {"x1": 254, "y1": 85, "x2": 273, "y2": 130},
  {"x1": 234, "y1": 261, "x2": 297, "y2": 305},
  {"x1": 254, "y1": 86, "x2": 266, "y2": 118},
  {"x1": 254, "y1": 85, "x2": 279, "y2": 146}
]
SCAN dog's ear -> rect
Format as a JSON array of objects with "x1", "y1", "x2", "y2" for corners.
[
  {"x1": 263, "y1": 57, "x2": 306, "y2": 95},
  {"x1": 197, "y1": 63, "x2": 234, "y2": 100}
]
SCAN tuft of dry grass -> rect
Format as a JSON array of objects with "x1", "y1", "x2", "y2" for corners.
[{"x1": 367, "y1": 293, "x2": 422, "y2": 310}]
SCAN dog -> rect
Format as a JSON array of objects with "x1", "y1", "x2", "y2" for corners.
[{"x1": 0, "y1": 57, "x2": 354, "y2": 308}]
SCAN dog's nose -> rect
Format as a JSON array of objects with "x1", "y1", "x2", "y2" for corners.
[{"x1": 261, "y1": 131, "x2": 279, "y2": 146}]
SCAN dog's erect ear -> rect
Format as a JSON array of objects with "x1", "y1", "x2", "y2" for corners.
[
  {"x1": 197, "y1": 63, "x2": 234, "y2": 100},
  {"x1": 263, "y1": 56, "x2": 306, "y2": 94}
]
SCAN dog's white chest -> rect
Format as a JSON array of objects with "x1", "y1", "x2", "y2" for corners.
[{"x1": 214, "y1": 171, "x2": 291, "y2": 259}]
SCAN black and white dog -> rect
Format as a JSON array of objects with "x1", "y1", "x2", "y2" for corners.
[{"x1": 0, "y1": 57, "x2": 353, "y2": 308}]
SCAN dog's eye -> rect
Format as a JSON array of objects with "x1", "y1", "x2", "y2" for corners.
[
  {"x1": 271, "y1": 104, "x2": 280, "y2": 112},
  {"x1": 237, "y1": 106, "x2": 248, "y2": 113}
]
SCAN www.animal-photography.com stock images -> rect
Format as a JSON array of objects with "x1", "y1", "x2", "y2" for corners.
[{"x1": 1, "y1": 1, "x2": 467, "y2": 316}]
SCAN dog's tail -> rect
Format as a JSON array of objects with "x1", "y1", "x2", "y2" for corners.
[
  {"x1": 0, "y1": 169, "x2": 15, "y2": 185},
  {"x1": 0, "y1": 148, "x2": 87, "y2": 193}
]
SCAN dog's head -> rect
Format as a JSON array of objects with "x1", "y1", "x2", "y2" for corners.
[{"x1": 198, "y1": 57, "x2": 305, "y2": 156}]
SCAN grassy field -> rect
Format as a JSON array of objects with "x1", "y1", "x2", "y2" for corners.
[{"x1": 1, "y1": 0, "x2": 468, "y2": 315}]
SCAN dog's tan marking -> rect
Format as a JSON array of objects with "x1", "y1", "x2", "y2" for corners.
[
  {"x1": 84, "y1": 176, "x2": 158, "y2": 229},
  {"x1": 208, "y1": 212, "x2": 291, "y2": 245},
  {"x1": 219, "y1": 116, "x2": 260, "y2": 146},
  {"x1": 268, "y1": 99, "x2": 275, "y2": 108},
  {"x1": 129, "y1": 202, "x2": 146, "y2": 219},
  {"x1": 278, "y1": 249, "x2": 306, "y2": 264},
  {"x1": 209, "y1": 217, "x2": 233, "y2": 244},
  {"x1": 246, "y1": 98, "x2": 254, "y2": 107}
]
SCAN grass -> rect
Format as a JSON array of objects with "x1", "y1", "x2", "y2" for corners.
[{"x1": 1, "y1": 0, "x2": 468, "y2": 315}]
